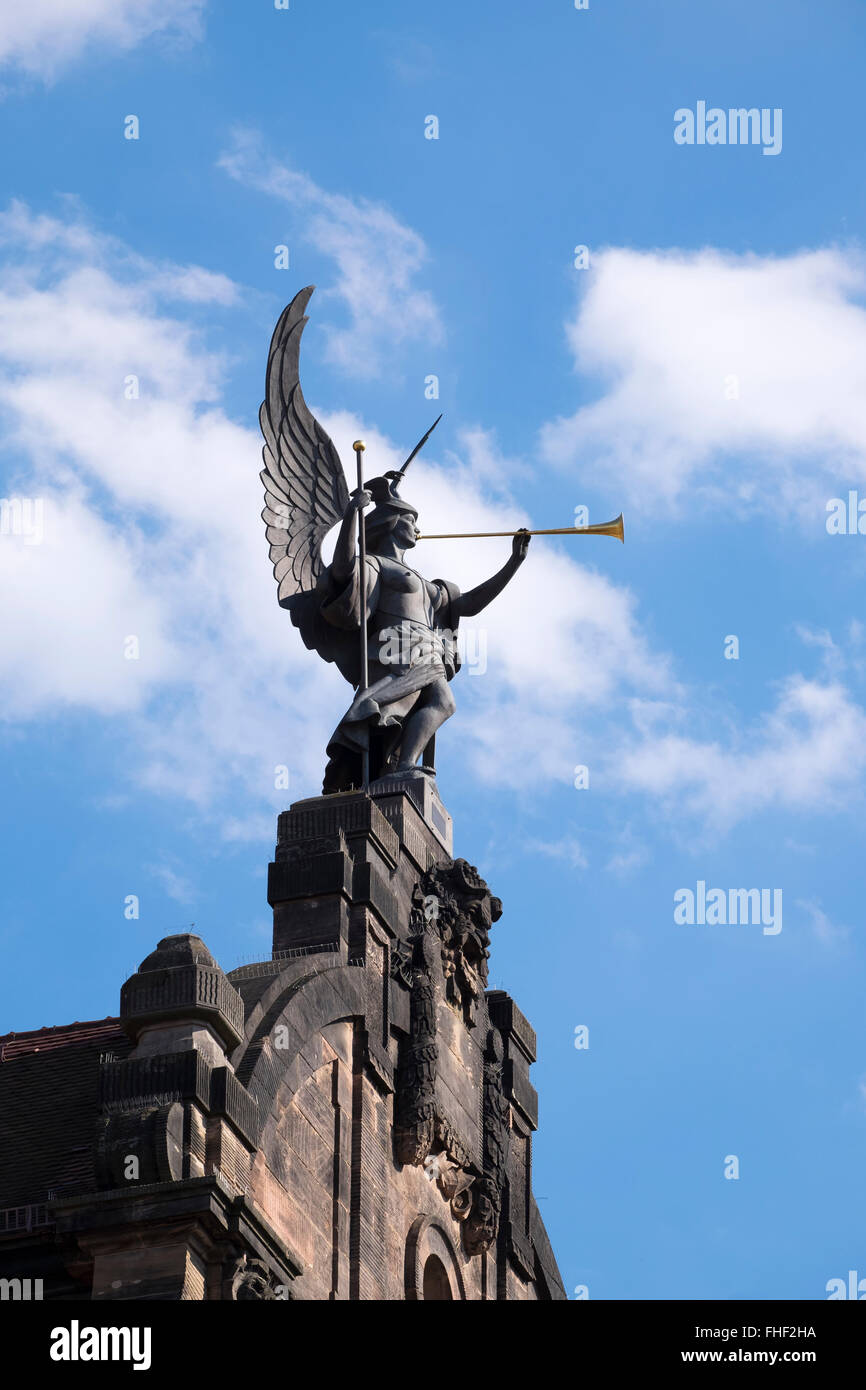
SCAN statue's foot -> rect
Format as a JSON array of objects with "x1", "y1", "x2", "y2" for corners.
[{"x1": 370, "y1": 762, "x2": 435, "y2": 787}]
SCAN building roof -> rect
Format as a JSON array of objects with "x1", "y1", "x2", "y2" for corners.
[
  {"x1": 0, "y1": 1017, "x2": 131, "y2": 1210},
  {"x1": 0, "y1": 1017, "x2": 125, "y2": 1061}
]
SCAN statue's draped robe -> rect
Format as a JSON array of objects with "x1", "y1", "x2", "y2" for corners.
[{"x1": 288, "y1": 555, "x2": 461, "y2": 792}]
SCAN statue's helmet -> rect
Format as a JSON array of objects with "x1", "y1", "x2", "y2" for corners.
[{"x1": 364, "y1": 475, "x2": 418, "y2": 546}]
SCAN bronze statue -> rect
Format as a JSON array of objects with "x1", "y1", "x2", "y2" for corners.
[{"x1": 260, "y1": 286, "x2": 622, "y2": 795}]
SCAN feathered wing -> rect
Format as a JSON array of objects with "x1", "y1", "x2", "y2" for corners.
[{"x1": 259, "y1": 285, "x2": 350, "y2": 607}]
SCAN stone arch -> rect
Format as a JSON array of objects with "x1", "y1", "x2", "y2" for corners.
[
  {"x1": 404, "y1": 1214, "x2": 466, "y2": 1301},
  {"x1": 233, "y1": 965, "x2": 367, "y2": 1138}
]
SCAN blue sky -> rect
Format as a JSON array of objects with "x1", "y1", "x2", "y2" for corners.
[{"x1": 1, "y1": 0, "x2": 866, "y2": 1299}]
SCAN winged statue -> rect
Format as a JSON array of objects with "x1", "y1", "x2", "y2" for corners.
[{"x1": 260, "y1": 285, "x2": 531, "y2": 794}]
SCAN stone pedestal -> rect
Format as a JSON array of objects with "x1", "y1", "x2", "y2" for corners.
[{"x1": 369, "y1": 771, "x2": 453, "y2": 854}]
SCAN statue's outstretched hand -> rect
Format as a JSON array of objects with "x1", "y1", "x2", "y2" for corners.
[{"x1": 512, "y1": 529, "x2": 531, "y2": 563}]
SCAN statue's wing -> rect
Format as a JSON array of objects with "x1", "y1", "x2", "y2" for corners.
[{"x1": 259, "y1": 286, "x2": 350, "y2": 607}]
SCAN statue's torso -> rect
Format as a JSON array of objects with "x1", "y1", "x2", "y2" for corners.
[{"x1": 372, "y1": 557, "x2": 439, "y2": 628}]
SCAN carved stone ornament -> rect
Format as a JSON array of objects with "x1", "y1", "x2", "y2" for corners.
[
  {"x1": 423, "y1": 1149, "x2": 476, "y2": 1222},
  {"x1": 409, "y1": 858, "x2": 502, "y2": 1029},
  {"x1": 390, "y1": 937, "x2": 415, "y2": 990},
  {"x1": 229, "y1": 1254, "x2": 289, "y2": 1301},
  {"x1": 393, "y1": 933, "x2": 438, "y2": 1166},
  {"x1": 464, "y1": 1029, "x2": 511, "y2": 1257}
]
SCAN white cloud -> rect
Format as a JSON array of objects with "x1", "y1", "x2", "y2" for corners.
[
  {"x1": 0, "y1": 488, "x2": 177, "y2": 715},
  {"x1": 613, "y1": 676, "x2": 866, "y2": 834},
  {"x1": 526, "y1": 835, "x2": 588, "y2": 870},
  {"x1": 0, "y1": 0, "x2": 205, "y2": 80},
  {"x1": 605, "y1": 824, "x2": 650, "y2": 877},
  {"x1": 376, "y1": 33, "x2": 438, "y2": 86},
  {"x1": 796, "y1": 899, "x2": 849, "y2": 947},
  {"x1": 0, "y1": 200, "x2": 237, "y2": 308},
  {"x1": 218, "y1": 130, "x2": 443, "y2": 377},
  {"x1": 147, "y1": 862, "x2": 195, "y2": 905},
  {"x1": 793, "y1": 625, "x2": 845, "y2": 679},
  {"x1": 0, "y1": 202, "x2": 338, "y2": 813},
  {"x1": 542, "y1": 246, "x2": 866, "y2": 520}
]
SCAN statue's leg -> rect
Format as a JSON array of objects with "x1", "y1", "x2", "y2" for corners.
[
  {"x1": 372, "y1": 722, "x2": 403, "y2": 780},
  {"x1": 422, "y1": 733, "x2": 436, "y2": 771},
  {"x1": 395, "y1": 678, "x2": 455, "y2": 770}
]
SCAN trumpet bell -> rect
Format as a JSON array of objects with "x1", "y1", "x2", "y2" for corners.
[{"x1": 577, "y1": 513, "x2": 624, "y2": 542}]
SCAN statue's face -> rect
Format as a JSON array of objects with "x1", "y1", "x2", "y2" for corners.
[{"x1": 394, "y1": 512, "x2": 419, "y2": 549}]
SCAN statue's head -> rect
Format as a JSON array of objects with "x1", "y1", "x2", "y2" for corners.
[{"x1": 365, "y1": 475, "x2": 418, "y2": 552}]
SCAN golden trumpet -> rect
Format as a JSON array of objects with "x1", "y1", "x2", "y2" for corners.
[{"x1": 417, "y1": 514, "x2": 624, "y2": 543}]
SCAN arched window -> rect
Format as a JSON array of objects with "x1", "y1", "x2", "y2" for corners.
[{"x1": 422, "y1": 1253, "x2": 453, "y2": 1300}]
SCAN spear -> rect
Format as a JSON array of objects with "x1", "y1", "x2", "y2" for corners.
[
  {"x1": 352, "y1": 439, "x2": 370, "y2": 789},
  {"x1": 385, "y1": 413, "x2": 443, "y2": 483}
]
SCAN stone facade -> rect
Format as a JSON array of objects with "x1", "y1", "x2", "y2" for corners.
[{"x1": 0, "y1": 787, "x2": 564, "y2": 1300}]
